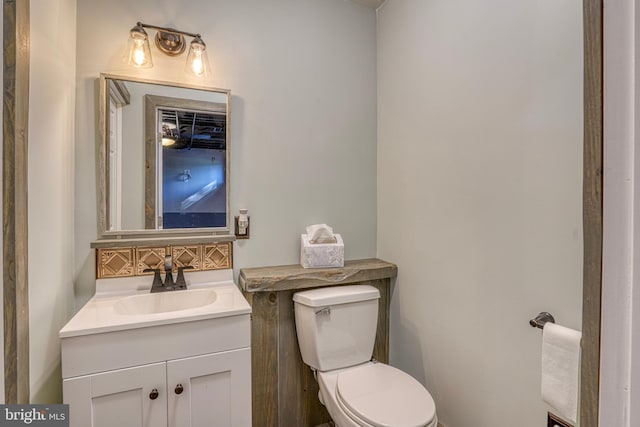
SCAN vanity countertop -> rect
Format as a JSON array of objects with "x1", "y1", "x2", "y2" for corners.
[{"x1": 60, "y1": 269, "x2": 251, "y2": 338}]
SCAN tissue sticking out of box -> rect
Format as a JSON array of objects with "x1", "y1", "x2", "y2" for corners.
[
  {"x1": 301, "y1": 231, "x2": 344, "y2": 269},
  {"x1": 306, "y1": 224, "x2": 337, "y2": 244}
]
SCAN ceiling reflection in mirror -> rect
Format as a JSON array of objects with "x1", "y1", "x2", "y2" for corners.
[{"x1": 99, "y1": 74, "x2": 230, "y2": 237}]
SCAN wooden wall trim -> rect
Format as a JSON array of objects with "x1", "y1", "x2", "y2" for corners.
[
  {"x1": 581, "y1": 0, "x2": 603, "y2": 425},
  {"x1": 3, "y1": 0, "x2": 30, "y2": 404}
]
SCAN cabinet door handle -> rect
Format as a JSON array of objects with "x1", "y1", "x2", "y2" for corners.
[
  {"x1": 174, "y1": 384, "x2": 184, "y2": 395},
  {"x1": 149, "y1": 389, "x2": 159, "y2": 400}
]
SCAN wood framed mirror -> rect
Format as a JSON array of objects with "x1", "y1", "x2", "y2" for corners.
[{"x1": 97, "y1": 74, "x2": 231, "y2": 239}]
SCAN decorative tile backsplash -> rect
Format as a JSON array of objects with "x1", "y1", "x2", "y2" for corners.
[
  {"x1": 203, "y1": 243, "x2": 232, "y2": 270},
  {"x1": 98, "y1": 248, "x2": 135, "y2": 278},
  {"x1": 96, "y1": 242, "x2": 232, "y2": 279},
  {"x1": 136, "y1": 246, "x2": 167, "y2": 275},
  {"x1": 172, "y1": 245, "x2": 201, "y2": 270}
]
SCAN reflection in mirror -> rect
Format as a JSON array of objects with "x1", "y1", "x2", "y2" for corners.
[
  {"x1": 99, "y1": 74, "x2": 230, "y2": 238},
  {"x1": 145, "y1": 95, "x2": 227, "y2": 230}
]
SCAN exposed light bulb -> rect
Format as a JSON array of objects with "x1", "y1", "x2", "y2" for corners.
[
  {"x1": 185, "y1": 36, "x2": 210, "y2": 77},
  {"x1": 191, "y1": 51, "x2": 204, "y2": 76},
  {"x1": 133, "y1": 40, "x2": 147, "y2": 66},
  {"x1": 126, "y1": 24, "x2": 152, "y2": 68}
]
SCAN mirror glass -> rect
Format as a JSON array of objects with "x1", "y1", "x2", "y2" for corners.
[{"x1": 99, "y1": 75, "x2": 230, "y2": 237}]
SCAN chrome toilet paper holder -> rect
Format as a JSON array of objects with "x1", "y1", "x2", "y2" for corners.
[{"x1": 529, "y1": 312, "x2": 556, "y2": 329}]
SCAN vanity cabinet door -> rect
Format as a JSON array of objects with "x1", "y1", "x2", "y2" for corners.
[
  {"x1": 63, "y1": 362, "x2": 167, "y2": 427},
  {"x1": 167, "y1": 348, "x2": 251, "y2": 427}
]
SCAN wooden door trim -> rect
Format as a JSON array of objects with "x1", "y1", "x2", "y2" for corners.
[
  {"x1": 3, "y1": 0, "x2": 30, "y2": 403},
  {"x1": 581, "y1": 0, "x2": 603, "y2": 425}
]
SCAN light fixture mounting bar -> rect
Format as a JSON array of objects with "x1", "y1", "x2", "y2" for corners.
[
  {"x1": 136, "y1": 22, "x2": 202, "y2": 56},
  {"x1": 137, "y1": 22, "x2": 200, "y2": 39}
]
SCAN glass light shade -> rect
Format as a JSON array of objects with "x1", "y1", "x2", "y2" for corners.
[
  {"x1": 185, "y1": 37, "x2": 210, "y2": 77},
  {"x1": 127, "y1": 27, "x2": 153, "y2": 68}
]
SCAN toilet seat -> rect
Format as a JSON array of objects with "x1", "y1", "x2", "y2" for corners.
[{"x1": 335, "y1": 363, "x2": 436, "y2": 427}]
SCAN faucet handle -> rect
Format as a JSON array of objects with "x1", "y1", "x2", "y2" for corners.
[
  {"x1": 175, "y1": 266, "x2": 195, "y2": 290},
  {"x1": 143, "y1": 268, "x2": 163, "y2": 288}
]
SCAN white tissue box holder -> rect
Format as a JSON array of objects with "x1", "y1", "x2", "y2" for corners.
[{"x1": 300, "y1": 234, "x2": 344, "y2": 268}]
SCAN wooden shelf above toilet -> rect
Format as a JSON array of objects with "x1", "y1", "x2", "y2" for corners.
[{"x1": 239, "y1": 258, "x2": 397, "y2": 292}]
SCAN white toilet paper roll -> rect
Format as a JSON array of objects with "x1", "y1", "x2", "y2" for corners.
[{"x1": 541, "y1": 323, "x2": 581, "y2": 425}]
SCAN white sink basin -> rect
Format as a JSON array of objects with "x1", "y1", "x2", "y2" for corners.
[
  {"x1": 59, "y1": 270, "x2": 252, "y2": 338},
  {"x1": 113, "y1": 288, "x2": 218, "y2": 315}
]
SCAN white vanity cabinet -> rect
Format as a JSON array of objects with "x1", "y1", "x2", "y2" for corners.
[
  {"x1": 63, "y1": 362, "x2": 168, "y2": 427},
  {"x1": 59, "y1": 278, "x2": 252, "y2": 427},
  {"x1": 167, "y1": 349, "x2": 251, "y2": 426},
  {"x1": 63, "y1": 348, "x2": 250, "y2": 427}
]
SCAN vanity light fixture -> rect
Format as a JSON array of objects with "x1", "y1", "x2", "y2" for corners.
[
  {"x1": 161, "y1": 134, "x2": 177, "y2": 146},
  {"x1": 126, "y1": 22, "x2": 211, "y2": 77},
  {"x1": 161, "y1": 135, "x2": 177, "y2": 146},
  {"x1": 161, "y1": 113, "x2": 179, "y2": 146}
]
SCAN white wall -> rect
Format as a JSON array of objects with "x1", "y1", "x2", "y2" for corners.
[
  {"x1": 377, "y1": 1, "x2": 583, "y2": 426},
  {"x1": 28, "y1": 0, "x2": 77, "y2": 403},
  {"x1": 599, "y1": 0, "x2": 637, "y2": 425},
  {"x1": 74, "y1": 0, "x2": 377, "y2": 303}
]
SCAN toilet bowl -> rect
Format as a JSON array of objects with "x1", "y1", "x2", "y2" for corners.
[
  {"x1": 293, "y1": 285, "x2": 438, "y2": 427},
  {"x1": 317, "y1": 362, "x2": 438, "y2": 427}
]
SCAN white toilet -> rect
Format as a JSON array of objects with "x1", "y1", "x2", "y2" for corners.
[{"x1": 293, "y1": 285, "x2": 438, "y2": 427}]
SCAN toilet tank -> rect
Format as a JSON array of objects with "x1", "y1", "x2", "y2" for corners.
[{"x1": 293, "y1": 285, "x2": 380, "y2": 372}]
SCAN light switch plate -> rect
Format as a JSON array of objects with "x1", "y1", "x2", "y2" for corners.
[{"x1": 548, "y1": 412, "x2": 573, "y2": 427}]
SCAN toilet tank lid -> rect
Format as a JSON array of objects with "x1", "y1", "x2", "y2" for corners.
[{"x1": 293, "y1": 285, "x2": 380, "y2": 307}]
